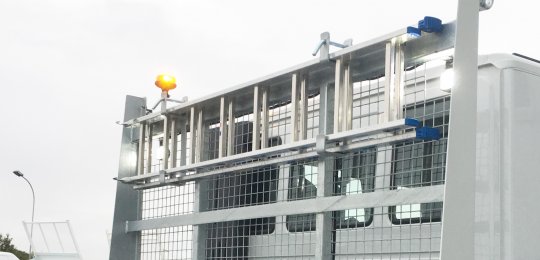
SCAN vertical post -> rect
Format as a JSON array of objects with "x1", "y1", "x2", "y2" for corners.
[
  {"x1": 315, "y1": 83, "x2": 333, "y2": 260},
  {"x1": 180, "y1": 120, "x2": 187, "y2": 166},
  {"x1": 145, "y1": 123, "x2": 153, "y2": 173},
  {"x1": 342, "y1": 63, "x2": 353, "y2": 131},
  {"x1": 170, "y1": 118, "x2": 178, "y2": 168},
  {"x1": 196, "y1": 109, "x2": 204, "y2": 163},
  {"x1": 190, "y1": 107, "x2": 197, "y2": 164},
  {"x1": 137, "y1": 122, "x2": 146, "y2": 175},
  {"x1": 440, "y1": 1, "x2": 480, "y2": 259},
  {"x1": 318, "y1": 32, "x2": 330, "y2": 61},
  {"x1": 384, "y1": 41, "x2": 395, "y2": 123},
  {"x1": 393, "y1": 43, "x2": 405, "y2": 120},
  {"x1": 291, "y1": 74, "x2": 299, "y2": 142},
  {"x1": 110, "y1": 95, "x2": 145, "y2": 260},
  {"x1": 261, "y1": 88, "x2": 269, "y2": 149},
  {"x1": 192, "y1": 181, "x2": 208, "y2": 259},
  {"x1": 227, "y1": 100, "x2": 235, "y2": 156},
  {"x1": 300, "y1": 75, "x2": 308, "y2": 140},
  {"x1": 219, "y1": 97, "x2": 227, "y2": 158},
  {"x1": 162, "y1": 116, "x2": 170, "y2": 170},
  {"x1": 334, "y1": 59, "x2": 343, "y2": 133},
  {"x1": 384, "y1": 40, "x2": 405, "y2": 122},
  {"x1": 253, "y1": 86, "x2": 261, "y2": 150}
]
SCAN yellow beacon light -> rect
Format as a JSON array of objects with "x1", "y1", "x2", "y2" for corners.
[{"x1": 155, "y1": 74, "x2": 177, "y2": 92}]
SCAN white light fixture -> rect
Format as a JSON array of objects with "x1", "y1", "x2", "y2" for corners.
[{"x1": 440, "y1": 68, "x2": 454, "y2": 92}]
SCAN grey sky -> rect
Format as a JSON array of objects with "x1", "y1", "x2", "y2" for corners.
[{"x1": 0, "y1": 0, "x2": 538, "y2": 259}]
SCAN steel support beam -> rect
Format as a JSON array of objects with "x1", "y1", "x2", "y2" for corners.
[
  {"x1": 126, "y1": 185, "x2": 444, "y2": 232},
  {"x1": 189, "y1": 107, "x2": 197, "y2": 164},
  {"x1": 261, "y1": 88, "x2": 269, "y2": 149},
  {"x1": 300, "y1": 75, "x2": 308, "y2": 140},
  {"x1": 196, "y1": 109, "x2": 203, "y2": 163},
  {"x1": 110, "y1": 96, "x2": 145, "y2": 260},
  {"x1": 180, "y1": 120, "x2": 187, "y2": 166},
  {"x1": 384, "y1": 40, "x2": 405, "y2": 122},
  {"x1": 145, "y1": 123, "x2": 153, "y2": 174},
  {"x1": 253, "y1": 86, "x2": 261, "y2": 150},
  {"x1": 440, "y1": 0, "x2": 480, "y2": 259},
  {"x1": 170, "y1": 118, "x2": 178, "y2": 168},
  {"x1": 342, "y1": 62, "x2": 353, "y2": 131},
  {"x1": 315, "y1": 82, "x2": 332, "y2": 260},
  {"x1": 291, "y1": 74, "x2": 300, "y2": 142},
  {"x1": 227, "y1": 100, "x2": 235, "y2": 156},
  {"x1": 162, "y1": 115, "x2": 170, "y2": 170},
  {"x1": 218, "y1": 97, "x2": 227, "y2": 158},
  {"x1": 192, "y1": 175, "x2": 208, "y2": 259},
  {"x1": 137, "y1": 122, "x2": 146, "y2": 175},
  {"x1": 334, "y1": 59, "x2": 343, "y2": 133}
]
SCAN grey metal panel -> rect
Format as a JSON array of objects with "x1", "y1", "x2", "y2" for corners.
[
  {"x1": 110, "y1": 95, "x2": 145, "y2": 260},
  {"x1": 440, "y1": 1, "x2": 480, "y2": 260},
  {"x1": 126, "y1": 185, "x2": 444, "y2": 232}
]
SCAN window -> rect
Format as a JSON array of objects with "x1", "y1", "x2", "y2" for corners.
[
  {"x1": 286, "y1": 162, "x2": 318, "y2": 232},
  {"x1": 333, "y1": 148, "x2": 376, "y2": 228},
  {"x1": 389, "y1": 97, "x2": 449, "y2": 224},
  {"x1": 286, "y1": 148, "x2": 377, "y2": 232}
]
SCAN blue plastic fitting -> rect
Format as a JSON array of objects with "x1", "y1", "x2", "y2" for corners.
[
  {"x1": 406, "y1": 26, "x2": 421, "y2": 38},
  {"x1": 404, "y1": 118, "x2": 421, "y2": 127},
  {"x1": 416, "y1": 127, "x2": 441, "y2": 141},
  {"x1": 418, "y1": 16, "x2": 443, "y2": 33}
]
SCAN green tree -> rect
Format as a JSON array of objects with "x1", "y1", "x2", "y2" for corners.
[{"x1": 0, "y1": 234, "x2": 30, "y2": 260}]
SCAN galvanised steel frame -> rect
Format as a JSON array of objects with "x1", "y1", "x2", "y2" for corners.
[{"x1": 110, "y1": 1, "x2": 491, "y2": 259}]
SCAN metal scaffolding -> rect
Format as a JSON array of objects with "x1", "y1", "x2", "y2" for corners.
[{"x1": 110, "y1": 1, "x2": 491, "y2": 259}]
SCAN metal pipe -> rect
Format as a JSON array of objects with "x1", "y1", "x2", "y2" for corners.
[
  {"x1": 261, "y1": 88, "x2": 269, "y2": 149},
  {"x1": 170, "y1": 118, "x2": 178, "y2": 168},
  {"x1": 218, "y1": 97, "x2": 227, "y2": 158},
  {"x1": 291, "y1": 74, "x2": 299, "y2": 142},
  {"x1": 189, "y1": 107, "x2": 196, "y2": 164},
  {"x1": 146, "y1": 124, "x2": 153, "y2": 173},
  {"x1": 253, "y1": 86, "x2": 261, "y2": 150},
  {"x1": 137, "y1": 123, "x2": 146, "y2": 175},
  {"x1": 227, "y1": 100, "x2": 235, "y2": 156},
  {"x1": 162, "y1": 116, "x2": 170, "y2": 170}
]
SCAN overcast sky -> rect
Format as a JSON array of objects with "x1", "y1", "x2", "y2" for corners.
[{"x1": 1, "y1": 0, "x2": 539, "y2": 259}]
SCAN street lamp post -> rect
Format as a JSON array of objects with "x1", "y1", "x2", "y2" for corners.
[{"x1": 12, "y1": 170, "x2": 35, "y2": 258}]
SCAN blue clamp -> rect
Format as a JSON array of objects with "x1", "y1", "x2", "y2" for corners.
[
  {"x1": 416, "y1": 127, "x2": 441, "y2": 141},
  {"x1": 406, "y1": 26, "x2": 421, "y2": 38},
  {"x1": 418, "y1": 16, "x2": 443, "y2": 33},
  {"x1": 404, "y1": 117, "x2": 421, "y2": 127}
]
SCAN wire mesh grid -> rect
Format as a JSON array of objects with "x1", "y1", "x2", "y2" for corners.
[
  {"x1": 141, "y1": 226, "x2": 194, "y2": 260},
  {"x1": 331, "y1": 207, "x2": 442, "y2": 259},
  {"x1": 175, "y1": 129, "x2": 192, "y2": 167},
  {"x1": 134, "y1": 58, "x2": 452, "y2": 259},
  {"x1": 234, "y1": 114, "x2": 254, "y2": 155},
  {"x1": 306, "y1": 94, "x2": 320, "y2": 139},
  {"x1": 205, "y1": 122, "x2": 221, "y2": 161},
  {"x1": 204, "y1": 216, "x2": 316, "y2": 259},
  {"x1": 268, "y1": 100, "x2": 293, "y2": 146},
  {"x1": 352, "y1": 77, "x2": 385, "y2": 129},
  {"x1": 141, "y1": 183, "x2": 195, "y2": 220},
  {"x1": 204, "y1": 159, "x2": 319, "y2": 211}
]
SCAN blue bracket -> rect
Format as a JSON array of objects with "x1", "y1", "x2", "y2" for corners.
[
  {"x1": 416, "y1": 127, "x2": 441, "y2": 141},
  {"x1": 404, "y1": 117, "x2": 421, "y2": 127},
  {"x1": 406, "y1": 26, "x2": 421, "y2": 38},
  {"x1": 406, "y1": 16, "x2": 443, "y2": 39},
  {"x1": 418, "y1": 16, "x2": 443, "y2": 33}
]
